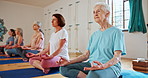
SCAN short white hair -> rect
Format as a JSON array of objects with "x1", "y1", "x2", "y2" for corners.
[
  {"x1": 33, "y1": 21, "x2": 42, "y2": 27},
  {"x1": 94, "y1": 2, "x2": 110, "y2": 12}
]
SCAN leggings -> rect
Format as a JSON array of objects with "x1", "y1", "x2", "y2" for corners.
[
  {"x1": 60, "y1": 62, "x2": 117, "y2": 78},
  {"x1": 0, "y1": 47, "x2": 4, "y2": 54},
  {"x1": 29, "y1": 55, "x2": 60, "y2": 68},
  {"x1": 4, "y1": 48, "x2": 19, "y2": 56},
  {"x1": 16, "y1": 47, "x2": 39, "y2": 59}
]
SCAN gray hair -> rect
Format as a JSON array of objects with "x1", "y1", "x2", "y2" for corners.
[
  {"x1": 33, "y1": 21, "x2": 42, "y2": 27},
  {"x1": 16, "y1": 28, "x2": 23, "y2": 37},
  {"x1": 95, "y1": 2, "x2": 110, "y2": 12}
]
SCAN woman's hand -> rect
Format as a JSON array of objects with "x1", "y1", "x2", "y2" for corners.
[
  {"x1": 5, "y1": 46, "x2": 12, "y2": 49},
  {"x1": 26, "y1": 52, "x2": 37, "y2": 58},
  {"x1": 84, "y1": 61, "x2": 106, "y2": 71},
  {"x1": 56, "y1": 57, "x2": 70, "y2": 66},
  {"x1": 21, "y1": 46, "x2": 31, "y2": 50},
  {"x1": 40, "y1": 54, "x2": 53, "y2": 60}
]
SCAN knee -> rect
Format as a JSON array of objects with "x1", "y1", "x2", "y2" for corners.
[
  {"x1": 60, "y1": 66, "x2": 70, "y2": 77},
  {"x1": 29, "y1": 58, "x2": 35, "y2": 65},
  {"x1": 87, "y1": 71, "x2": 98, "y2": 78}
]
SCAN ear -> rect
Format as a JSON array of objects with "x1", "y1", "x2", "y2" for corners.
[{"x1": 105, "y1": 11, "x2": 110, "y2": 18}]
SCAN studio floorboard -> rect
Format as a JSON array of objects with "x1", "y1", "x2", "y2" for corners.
[{"x1": 0, "y1": 54, "x2": 139, "y2": 78}]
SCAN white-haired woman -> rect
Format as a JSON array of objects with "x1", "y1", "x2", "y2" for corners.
[
  {"x1": 16, "y1": 21, "x2": 44, "y2": 61},
  {"x1": 4, "y1": 28, "x2": 24, "y2": 57},
  {"x1": 58, "y1": 2, "x2": 126, "y2": 78}
]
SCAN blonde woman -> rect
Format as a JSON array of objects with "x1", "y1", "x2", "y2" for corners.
[
  {"x1": 4, "y1": 28, "x2": 24, "y2": 57},
  {"x1": 17, "y1": 21, "x2": 44, "y2": 61}
]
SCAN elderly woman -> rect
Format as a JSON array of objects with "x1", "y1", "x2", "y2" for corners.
[
  {"x1": 58, "y1": 2, "x2": 126, "y2": 78},
  {"x1": 16, "y1": 21, "x2": 44, "y2": 61},
  {"x1": 27, "y1": 14, "x2": 69, "y2": 74}
]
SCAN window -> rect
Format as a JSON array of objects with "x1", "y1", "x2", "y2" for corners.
[{"x1": 107, "y1": 0, "x2": 130, "y2": 30}]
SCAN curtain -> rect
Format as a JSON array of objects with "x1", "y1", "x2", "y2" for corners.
[{"x1": 128, "y1": 0, "x2": 147, "y2": 33}]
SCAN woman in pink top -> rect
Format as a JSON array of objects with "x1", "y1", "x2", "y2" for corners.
[
  {"x1": 16, "y1": 21, "x2": 44, "y2": 61},
  {"x1": 27, "y1": 14, "x2": 69, "y2": 74}
]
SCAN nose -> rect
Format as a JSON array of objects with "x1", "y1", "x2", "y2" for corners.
[
  {"x1": 51, "y1": 20, "x2": 53, "y2": 23},
  {"x1": 94, "y1": 13, "x2": 98, "y2": 17}
]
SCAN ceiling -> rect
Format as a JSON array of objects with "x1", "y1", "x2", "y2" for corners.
[{"x1": 1, "y1": 0, "x2": 59, "y2": 7}]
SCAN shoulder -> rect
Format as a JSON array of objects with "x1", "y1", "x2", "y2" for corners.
[
  {"x1": 91, "y1": 30, "x2": 100, "y2": 37},
  {"x1": 110, "y1": 27, "x2": 124, "y2": 38},
  {"x1": 61, "y1": 28, "x2": 68, "y2": 34},
  {"x1": 62, "y1": 28, "x2": 67, "y2": 32},
  {"x1": 112, "y1": 27, "x2": 122, "y2": 32},
  {"x1": 17, "y1": 36, "x2": 23, "y2": 40},
  {"x1": 110, "y1": 27, "x2": 123, "y2": 35},
  {"x1": 37, "y1": 32, "x2": 44, "y2": 37}
]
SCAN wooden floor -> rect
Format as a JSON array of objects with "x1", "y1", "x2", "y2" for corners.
[{"x1": 0, "y1": 53, "x2": 139, "y2": 78}]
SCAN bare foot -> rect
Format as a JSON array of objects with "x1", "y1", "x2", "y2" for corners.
[
  {"x1": 22, "y1": 58, "x2": 28, "y2": 62},
  {"x1": 43, "y1": 68, "x2": 50, "y2": 74},
  {"x1": 5, "y1": 54, "x2": 10, "y2": 57}
]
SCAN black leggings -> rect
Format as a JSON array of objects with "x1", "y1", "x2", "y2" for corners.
[{"x1": 0, "y1": 47, "x2": 5, "y2": 54}]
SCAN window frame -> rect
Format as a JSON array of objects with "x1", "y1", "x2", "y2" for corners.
[{"x1": 106, "y1": 0, "x2": 129, "y2": 30}]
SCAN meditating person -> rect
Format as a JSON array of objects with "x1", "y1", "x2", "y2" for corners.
[
  {"x1": 58, "y1": 2, "x2": 126, "y2": 78},
  {"x1": 27, "y1": 14, "x2": 69, "y2": 74},
  {"x1": 4, "y1": 28, "x2": 24, "y2": 57},
  {"x1": 16, "y1": 21, "x2": 44, "y2": 61},
  {"x1": 0, "y1": 29, "x2": 15, "y2": 54}
]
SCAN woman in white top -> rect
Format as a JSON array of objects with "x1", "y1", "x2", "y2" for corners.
[{"x1": 27, "y1": 13, "x2": 69, "y2": 74}]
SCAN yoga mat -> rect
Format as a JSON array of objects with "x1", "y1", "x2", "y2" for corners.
[
  {"x1": 0, "y1": 59, "x2": 26, "y2": 64},
  {"x1": 0, "y1": 67, "x2": 59, "y2": 78},
  {"x1": 121, "y1": 69, "x2": 148, "y2": 78},
  {"x1": 0, "y1": 56, "x2": 20, "y2": 58}
]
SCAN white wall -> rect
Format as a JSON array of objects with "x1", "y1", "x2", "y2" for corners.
[
  {"x1": 0, "y1": 1, "x2": 43, "y2": 45},
  {"x1": 44, "y1": 0, "x2": 104, "y2": 52},
  {"x1": 44, "y1": 0, "x2": 148, "y2": 59}
]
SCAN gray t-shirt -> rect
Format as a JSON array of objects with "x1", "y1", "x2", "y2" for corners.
[{"x1": 6, "y1": 36, "x2": 15, "y2": 45}]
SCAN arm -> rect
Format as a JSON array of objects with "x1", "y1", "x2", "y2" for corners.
[
  {"x1": 68, "y1": 50, "x2": 90, "y2": 64},
  {"x1": 103, "y1": 50, "x2": 121, "y2": 68},
  {"x1": 50, "y1": 39, "x2": 66, "y2": 57},
  {"x1": 24, "y1": 44, "x2": 31, "y2": 47},
  {"x1": 34, "y1": 34, "x2": 43, "y2": 49},
  {"x1": 8, "y1": 41, "x2": 14, "y2": 46},
  {"x1": 42, "y1": 39, "x2": 66, "y2": 59},
  {"x1": 42, "y1": 38, "x2": 75, "y2": 60},
  {"x1": 12, "y1": 36, "x2": 23, "y2": 48},
  {"x1": 38, "y1": 43, "x2": 50, "y2": 55},
  {"x1": 16, "y1": 36, "x2": 23, "y2": 47},
  {"x1": 26, "y1": 43, "x2": 50, "y2": 58},
  {"x1": 84, "y1": 50, "x2": 121, "y2": 70},
  {"x1": 57, "y1": 50, "x2": 90, "y2": 66},
  {"x1": 6, "y1": 36, "x2": 23, "y2": 49}
]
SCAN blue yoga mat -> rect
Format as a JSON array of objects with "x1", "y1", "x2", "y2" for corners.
[
  {"x1": 0, "y1": 56, "x2": 20, "y2": 58},
  {"x1": 0, "y1": 59, "x2": 26, "y2": 64},
  {"x1": 121, "y1": 69, "x2": 148, "y2": 78},
  {"x1": 0, "y1": 67, "x2": 59, "y2": 78}
]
